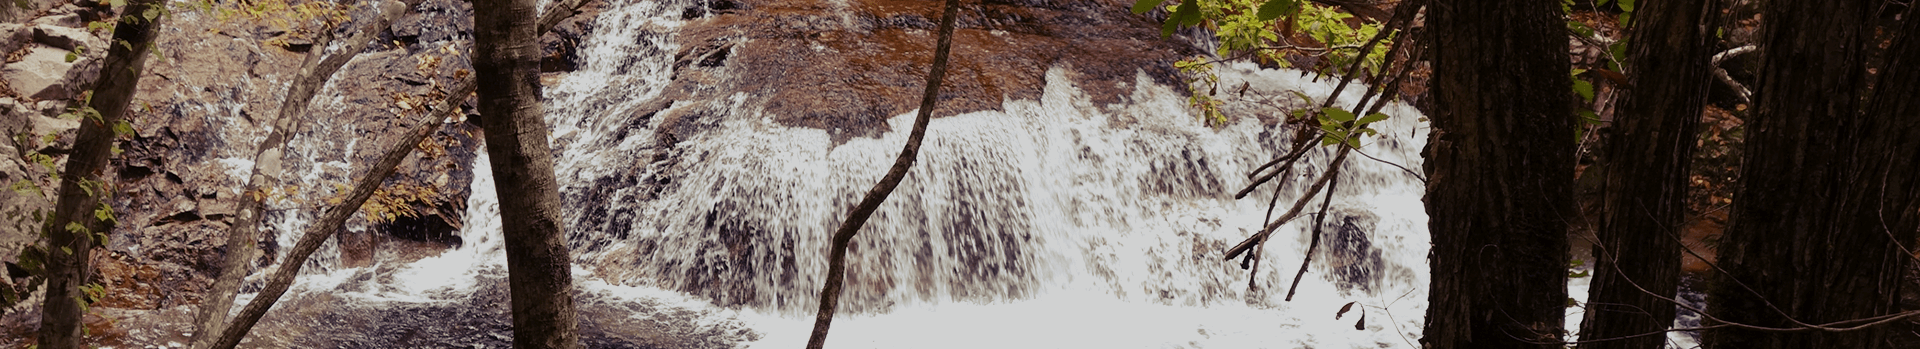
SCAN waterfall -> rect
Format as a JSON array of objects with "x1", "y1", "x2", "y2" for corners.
[{"x1": 240, "y1": 0, "x2": 1446, "y2": 347}]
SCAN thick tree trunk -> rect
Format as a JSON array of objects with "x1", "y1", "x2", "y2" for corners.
[
  {"x1": 1705, "y1": 1, "x2": 1920, "y2": 348},
  {"x1": 188, "y1": 2, "x2": 419, "y2": 347},
  {"x1": 1575, "y1": 0, "x2": 1717, "y2": 347},
  {"x1": 35, "y1": 1, "x2": 164, "y2": 347},
  {"x1": 473, "y1": 0, "x2": 580, "y2": 346},
  {"x1": 803, "y1": 0, "x2": 959, "y2": 347},
  {"x1": 1420, "y1": 0, "x2": 1574, "y2": 348}
]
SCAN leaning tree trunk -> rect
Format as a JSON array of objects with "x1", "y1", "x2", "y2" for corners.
[
  {"x1": 188, "y1": 1, "x2": 420, "y2": 346},
  {"x1": 35, "y1": 1, "x2": 165, "y2": 347},
  {"x1": 473, "y1": 0, "x2": 580, "y2": 346},
  {"x1": 804, "y1": 0, "x2": 960, "y2": 347},
  {"x1": 1575, "y1": 0, "x2": 1717, "y2": 347},
  {"x1": 1420, "y1": 0, "x2": 1574, "y2": 348},
  {"x1": 1705, "y1": 1, "x2": 1920, "y2": 348}
]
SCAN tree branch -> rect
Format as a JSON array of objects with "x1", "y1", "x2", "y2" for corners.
[
  {"x1": 1224, "y1": 145, "x2": 1351, "y2": 261},
  {"x1": 805, "y1": 0, "x2": 960, "y2": 347},
  {"x1": 1284, "y1": 169, "x2": 1339, "y2": 301}
]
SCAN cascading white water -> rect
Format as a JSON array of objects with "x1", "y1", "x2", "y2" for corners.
[
  {"x1": 243, "y1": 0, "x2": 1452, "y2": 347},
  {"x1": 528, "y1": 0, "x2": 1436, "y2": 346}
]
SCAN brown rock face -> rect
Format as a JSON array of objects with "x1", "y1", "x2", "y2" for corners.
[{"x1": 650, "y1": 0, "x2": 1197, "y2": 143}]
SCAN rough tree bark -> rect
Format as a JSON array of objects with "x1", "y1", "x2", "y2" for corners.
[
  {"x1": 1575, "y1": 0, "x2": 1717, "y2": 347},
  {"x1": 804, "y1": 0, "x2": 959, "y2": 347},
  {"x1": 1705, "y1": 1, "x2": 1920, "y2": 348},
  {"x1": 187, "y1": 1, "x2": 420, "y2": 347},
  {"x1": 34, "y1": 0, "x2": 165, "y2": 347},
  {"x1": 1420, "y1": 0, "x2": 1574, "y2": 347},
  {"x1": 473, "y1": 0, "x2": 581, "y2": 345}
]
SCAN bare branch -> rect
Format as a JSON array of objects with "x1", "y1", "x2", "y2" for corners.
[
  {"x1": 1224, "y1": 145, "x2": 1352, "y2": 261},
  {"x1": 1284, "y1": 169, "x2": 1339, "y2": 301}
]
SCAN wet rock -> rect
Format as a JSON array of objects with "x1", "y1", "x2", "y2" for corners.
[
  {"x1": 538, "y1": 0, "x2": 607, "y2": 72},
  {"x1": 647, "y1": 0, "x2": 1197, "y2": 143},
  {"x1": 2, "y1": 46, "x2": 78, "y2": 100}
]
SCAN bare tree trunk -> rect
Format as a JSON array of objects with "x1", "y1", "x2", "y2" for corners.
[
  {"x1": 1706, "y1": 1, "x2": 1920, "y2": 347},
  {"x1": 1575, "y1": 0, "x2": 1717, "y2": 347},
  {"x1": 473, "y1": 0, "x2": 580, "y2": 346},
  {"x1": 1420, "y1": 0, "x2": 1574, "y2": 347},
  {"x1": 187, "y1": 1, "x2": 420, "y2": 347},
  {"x1": 34, "y1": 1, "x2": 165, "y2": 347},
  {"x1": 804, "y1": 0, "x2": 960, "y2": 347}
]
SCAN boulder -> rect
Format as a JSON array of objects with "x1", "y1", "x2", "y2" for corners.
[
  {"x1": 0, "y1": 97, "x2": 24, "y2": 135},
  {"x1": 1, "y1": 46, "x2": 77, "y2": 101},
  {"x1": 27, "y1": 13, "x2": 82, "y2": 28},
  {"x1": 0, "y1": 24, "x2": 29, "y2": 55},
  {"x1": 32, "y1": 25, "x2": 101, "y2": 52}
]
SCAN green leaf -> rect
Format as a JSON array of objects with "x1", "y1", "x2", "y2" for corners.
[
  {"x1": 1322, "y1": 107, "x2": 1355, "y2": 122},
  {"x1": 1356, "y1": 112, "x2": 1388, "y2": 125},
  {"x1": 1287, "y1": 90, "x2": 1313, "y2": 104},
  {"x1": 1578, "y1": 109, "x2": 1600, "y2": 125},
  {"x1": 60, "y1": 246, "x2": 73, "y2": 255},
  {"x1": 109, "y1": 0, "x2": 124, "y2": 7},
  {"x1": 1161, "y1": 13, "x2": 1179, "y2": 37},
  {"x1": 1617, "y1": 0, "x2": 1634, "y2": 12},
  {"x1": 1567, "y1": 21, "x2": 1593, "y2": 38},
  {"x1": 65, "y1": 222, "x2": 88, "y2": 234},
  {"x1": 1319, "y1": 122, "x2": 1343, "y2": 134},
  {"x1": 1617, "y1": 12, "x2": 1632, "y2": 27},
  {"x1": 1256, "y1": 0, "x2": 1298, "y2": 21},
  {"x1": 1131, "y1": 0, "x2": 1164, "y2": 14},
  {"x1": 63, "y1": 51, "x2": 77, "y2": 63},
  {"x1": 1174, "y1": 0, "x2": 1202, "y2": 26},
  {"x1": 112, "y1": 119, "x2": 135, "y2": 137},
  {"x1": 1573, "y1": 79, "x2": 1594, "y2": 103}
]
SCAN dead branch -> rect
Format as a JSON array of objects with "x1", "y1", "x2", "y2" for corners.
[{"x1": 1711, "y1": 45, "x2": 1756, "y2": 104}]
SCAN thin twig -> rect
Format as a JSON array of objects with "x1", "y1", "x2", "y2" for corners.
[
  {"x1": 1285, "y1": 169, "x2": 1339, "y2": 301},
  {"x1": 1225, "y1": 145, "x2": 1352, "y2": 261},
  {"x1": 1238, "y1": 136, "x2": 1320, "y2": 199}
]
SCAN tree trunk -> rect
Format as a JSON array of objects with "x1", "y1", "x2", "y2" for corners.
[
  {"x1": 1575, "y1": 0, "x2": 1717, "y2": 347},
  {"x1": 804, "y1": 0, "x2": 959, "y2": 347},
  {"x1": 191, "y1": 1, "x2": 591, "y2": 345},
  {"x1": 1705, "y1": 1, "x2": 1920, "y2": 347},
  {"x1": 188, "y1": 2, "x2": 419, "y2": 347},
  {"x1": 35, "y1": 1, "x2": 165, "y2": 347},
  {"x1": 473, "y1": 0, "x2": 580, "y2": 346},
  {"x1": 1419, "y1": 0, "x2": 1574, "y2": 347}
]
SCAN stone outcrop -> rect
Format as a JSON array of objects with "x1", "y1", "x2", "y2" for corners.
[{"x1": 646, "y1": 0, "x2": 1198, "y2": 144}]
